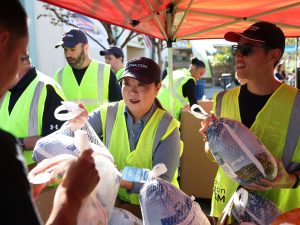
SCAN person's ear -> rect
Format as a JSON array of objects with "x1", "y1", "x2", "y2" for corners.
[
  {"x1": 155, "y1": 82, "x2": 161, "y2": 93},
  {"x1": 270, "y1": 49, "x2": 281, "y2": 63},
  {"x1": 83, "y1": 43, "x2": 89, "y2": 53},
  {"x1": 0, "y1": 30, "x2": 9, "y2": 48}
]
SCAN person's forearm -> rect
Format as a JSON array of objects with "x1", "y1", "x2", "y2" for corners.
[
  {"x1": 46, "y1": 187, "x2": 82, "y2": 225},
  {"x1": 21, "y1": 136, "x2": 41, "y2": 150}
]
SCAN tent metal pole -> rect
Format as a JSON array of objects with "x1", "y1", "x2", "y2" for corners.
[
  {"x1": 173, "y1": 0, "x2": 194, "y2": 39},
  {"x1": 295, "y1": 38, "x2": 299, "y2": 88},
  {"x1": 167, "y1": 41, "x2": 174, "y2": 115},
  {"x1": 145, "y1": 0, "x2": 168, "y2": 40}
]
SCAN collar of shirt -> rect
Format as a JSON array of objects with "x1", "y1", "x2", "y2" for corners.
[
  {"x1": 124, "y1": 102, "x2": 158, "y2": 150},
  {"x1": 9, "y1": 66, "x2": 37, "y2": 92}
]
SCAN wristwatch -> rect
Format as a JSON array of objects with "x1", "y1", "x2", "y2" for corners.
[
  {"x1": 291, "y1": 172, "x2": 300, "y2": 189},
  {"x1": 17, "y1": 138, "x2": 25, "y2": 147}
]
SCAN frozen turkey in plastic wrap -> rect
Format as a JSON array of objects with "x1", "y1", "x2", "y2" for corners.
[
  {"x1": 108, "y1": 207, "x2": 142, "y2": 225},
  {"x1": 139, "y1": 164, "x2": 210, "y2": 225},
  {"x1": 191, "y1": 104, "x2": 278, "y2": 186},
  {"x1": 231, "y1": 188, "x2": 281, "y2": 225}
]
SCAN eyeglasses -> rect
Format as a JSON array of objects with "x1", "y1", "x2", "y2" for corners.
[{"x1": 232, "y1": 44, "x2": 269, "y2": 56}]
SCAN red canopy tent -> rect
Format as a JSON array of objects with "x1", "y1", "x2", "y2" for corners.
[
  {"x1": 40, "y1": 0, "x2": 300, "y2": 110},
  {"x1": 40, "y1": 0, "x2": 300, "y2": 40}
]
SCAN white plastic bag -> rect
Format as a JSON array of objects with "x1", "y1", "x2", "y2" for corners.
[{"x1": 33, "y1": 101, "x2": 121, "y2": 225}]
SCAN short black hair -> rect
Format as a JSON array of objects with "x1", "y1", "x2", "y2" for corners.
[
  {"x1": 0, "y1": 1, "x2": 28, "y2": 39},
  {"x1": 190, "y1": 57, "x2": 205, "y2": 68}
]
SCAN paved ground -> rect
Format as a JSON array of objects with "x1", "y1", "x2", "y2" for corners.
[{"x1": 201, "y1": 82, "x2": 238, "y2": 100}]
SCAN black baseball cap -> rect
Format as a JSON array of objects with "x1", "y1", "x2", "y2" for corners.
[
  {"x1": 118, "y1": 57, "x2": 161, "y2": 84},
  {"x1": 55, "y1": 28, "x2": 88, "y2": 48},
  {"x1": 100, "y1": 46, "x2": 124, "y2": 58},
  {"x1": 224, "y1": 22, "x2": 285, "y2": 55}
]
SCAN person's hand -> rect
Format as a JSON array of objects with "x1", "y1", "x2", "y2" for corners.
[
  {"x1": 28, "y1": 154, "x2": 76, "y2": 199},
  {"x1": 69, "y1": 103, "x2": 89, "y2": 131},
  {"x1": 55, "y1": 149, "x2": 100, "y2": 204},
  {"x1": 199, "y1": 114, "x2": 215, "y2": 142},
  {"x1": 244, "y1": 159, "x2": 297, "y2": 191}
]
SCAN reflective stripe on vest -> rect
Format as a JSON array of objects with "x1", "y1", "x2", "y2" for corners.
[
  {"x1": 282, "y1": 91, "x2": 300, "y2": 172},
  {"x1": 105, "y1": 102, "x2": 119, "y2": 147},
  {"x1": 0, "y1": 95, "x2": 4, "y2": 108},
  {"x1": 28, "y1": 81, "x2": 44, "y2": 135},
  {"x1": 215, "y1": 90, "x2": 227, "y2": 117}
]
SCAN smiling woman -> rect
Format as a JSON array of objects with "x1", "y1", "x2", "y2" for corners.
[{"x1": 69, "y1": 57, "x2": 182, "y2": 218}]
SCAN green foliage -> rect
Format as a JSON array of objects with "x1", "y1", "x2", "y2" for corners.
[{"x1": 211, "y1": 46, "x2": 234, "y2": 66}]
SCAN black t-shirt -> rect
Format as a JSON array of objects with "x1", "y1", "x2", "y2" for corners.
[
  {"x1": 72, "y1": 66, "x2": 122, "y2": 102},
  {"x1": 182, "y1": 78, "x2": 198, "y2": 106},
  {"x1": 239, "y1": 84, "x2": 271, "y2": 128},
  {"x1": 8, "y1": 67, "x2": 65, "y2": 136},
  {"x1": 0, "y1": 129, "x2": 42, "y2": 225}
]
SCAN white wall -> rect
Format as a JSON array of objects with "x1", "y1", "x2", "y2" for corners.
[{"x1": 30, "y1": 2, "x2": 107, "y2": 77}]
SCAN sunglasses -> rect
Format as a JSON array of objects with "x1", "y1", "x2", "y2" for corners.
[{"x1": 232, "y1": 44, "x2": 269, "y2": 56}]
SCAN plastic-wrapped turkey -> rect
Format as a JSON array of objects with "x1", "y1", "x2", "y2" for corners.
[
  {"x1": 191, "y1": 105, "x2": 278, "y2": 186},
  {"x1": 140, "y1": 178, "x2": 210, "y2": 225},
  {"x1": 231, "y1": 188, "x2": 281, "y2": 225}
]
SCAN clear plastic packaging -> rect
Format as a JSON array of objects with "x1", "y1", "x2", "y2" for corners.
[
  {"x1": 231, "y1": 188, "x2": 281, "y2": 225},
  {"x1": 139, "y1": 164, "x2": 210, "y2": 225},
  {"x1": 191, "y1": 104, "x2": 278, "y2": 186}
]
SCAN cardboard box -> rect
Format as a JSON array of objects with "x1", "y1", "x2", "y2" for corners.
[
  {"x1": 35, "y1": 187, "x2": 56, "y2": 223},
  {"x1": 180, "y1": 109, "x2": 218, "y2": 199},
  {"x1": 198, "y1": 100, "x2": 214, "y2": 114}
]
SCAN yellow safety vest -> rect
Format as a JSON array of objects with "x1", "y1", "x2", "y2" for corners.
[
  {"x1": 0, "y1": 72, "x2": 65, "y2": 165},
  {"x1": 54, "y1": 60, "x2": 110, "y2": 112},
  {"x1": 99, "y1": 100, "x2": 182, "y2": 205},
  {"x1": 115, "y1": 67, "x2": 124, "y2": 80},
  {"x1": 211, "y1": 83, "x2": 300, "y2": 218},
  {"x1": 157, "y1": 68, "x2": 195, "y2": 120}
]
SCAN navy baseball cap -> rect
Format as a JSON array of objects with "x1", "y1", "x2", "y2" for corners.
[
  {"x1": 118, "y1": 57, "x2": 161, "y2": 84},
  {"x1": 224, "y1": 22, "x2": 285, "y2": 55},
  {"x1": 55, "y1": 28, "x2": 88, "y2": 48},
  {"x1": 100, "y1": 46, "x2": 124, "y2": 58}
]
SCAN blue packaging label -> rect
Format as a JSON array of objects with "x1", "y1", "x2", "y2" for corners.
[{"x1": 122, "y1": 166, "x2": 150, "y2": 183}]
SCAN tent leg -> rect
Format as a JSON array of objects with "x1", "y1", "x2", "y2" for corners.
[{"x1": 167, "y1": 42, "x2": 174, "y2": 115}]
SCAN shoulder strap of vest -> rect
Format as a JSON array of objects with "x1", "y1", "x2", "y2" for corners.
[
  {"x1": 28, "y1": 81, "x2": 45, "y2": 136},
  {"x1": 57, "y1": 68, "x2": 64, "y2": 85},
  {"x1": 105, "y1": 102, "x2": 119, "y2": 147},
  {"x1": 215, "y1": 90, "x2": 227, "y2": 117},
  {"x1": 97, "y1": 62, "x2": 105, "y2": 103},
  {"x1": 152, "y1": 111, "x2": 173, "y2": 153},
  {"x1": 281, "y1": 90, "x2": 300, "y2": 172},
  {"x1": 0, "y1": 95, "x2": 5, "y2": 108}
]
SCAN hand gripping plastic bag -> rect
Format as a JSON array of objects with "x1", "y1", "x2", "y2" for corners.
[
  {"x1": 231, "y1": 188, "x2": 281, "y2": 225},
  {"x1": 32, "y1": 101, "x2": 121, "y2": 225},
  {"x1": 33, "y1": 101, "x2": 112, "y2": 162},
  {"x1": 191, "y1": 104, "x2": 278, "y2": 186},
  {"x1": 139, "y1": 164, "x2": 210, "y2": 225}
]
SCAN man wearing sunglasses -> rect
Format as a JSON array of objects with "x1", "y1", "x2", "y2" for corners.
[{"x1": 200, "y1": 22, "x2": 300, "y2": 221}]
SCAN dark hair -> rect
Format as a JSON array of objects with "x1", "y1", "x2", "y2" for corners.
[
  {"x1": 113, "y1": 53, "x2": 124, "y2": 63},
  {"x1": 0, "y1": 1, "x2": 28, "y2": 40},
  {"x1": 190, "y1": 57, "x2": 205, "y2": 68}
]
